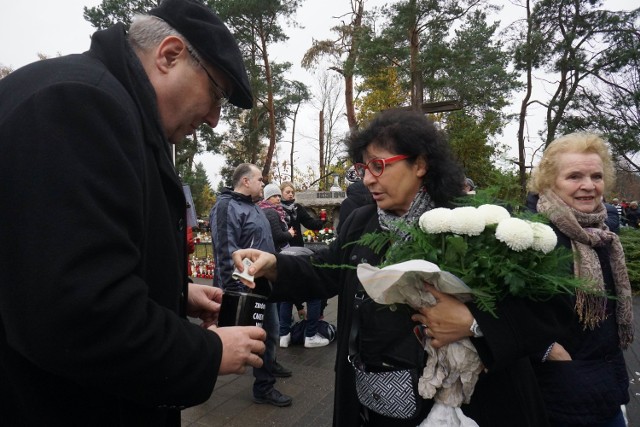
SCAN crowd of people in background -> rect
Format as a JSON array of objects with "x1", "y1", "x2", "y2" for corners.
[{"x1": 610, "y1": 198, "x2": 640, "y2": 229}]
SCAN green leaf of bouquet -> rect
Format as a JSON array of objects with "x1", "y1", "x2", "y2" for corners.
[
  {"x1": 444, "y1": 234, "x2": 467, "y2": 265},
  {"x1": 505, "y1": 272, "x2": 526, "y2": 295}
]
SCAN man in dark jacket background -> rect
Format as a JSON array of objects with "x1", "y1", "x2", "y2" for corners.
[
  {"x1": 210, "y1": 163, "x2": 293, "y2": 407},
  {"x1": 605, "y1": 201, "x2": 620, "y2": 233},
  {"x1": 0, "y1": 0, "x2": 265, "y2": 425},
  {"x1": 336, "y1": 172, "x2": 374, "y2": 235}
]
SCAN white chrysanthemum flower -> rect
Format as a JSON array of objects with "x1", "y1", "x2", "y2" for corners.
[
  {"x1": 449, "y1": 206, "x2": 485, "y2": 236},
  {"x1": 529, "y1": 222, "x2": 557, "y2": 254},
  {"x1": 477, "y1": 204, "x2": 511, "y2": 225},
  {"x1": 495, "y1": 217, "x2": 534, "y2": 251},
  {"x1": 419, "y1": 208, "x2": 452, "y2": 234}
]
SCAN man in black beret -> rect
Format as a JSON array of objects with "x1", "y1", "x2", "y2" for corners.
[{"x1": 0, "y1": 0, "x2": 265, "y2": 425}]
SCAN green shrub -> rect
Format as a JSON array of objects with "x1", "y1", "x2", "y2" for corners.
[{"x1": 619, "y1": 227, "x2": 640, "y2": 294}]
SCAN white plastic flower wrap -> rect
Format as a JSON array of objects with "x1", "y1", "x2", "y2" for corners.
[{"x1": 357, "y1": 260, "x2": 472, "y2": 307}]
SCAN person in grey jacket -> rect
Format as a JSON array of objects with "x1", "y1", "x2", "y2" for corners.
[
  {"x1": 0, "y1": 1, "x2": 265, "y2": 425},
  {"x1": 210, "y1": 164, "x2": 293, "y2": 406}
]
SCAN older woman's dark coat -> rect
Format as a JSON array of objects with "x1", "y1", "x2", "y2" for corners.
[
  {"x1": 0, "y1": 25, "x2": 221, "y2": 426},
  {"x1": 527, "y1": 194, "x2": 629, "y2": 425},
  {"x1": 272, "y1": 204, "x2": 574, "y2": 426}
]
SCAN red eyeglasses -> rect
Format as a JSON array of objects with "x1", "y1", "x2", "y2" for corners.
[{"x1": 353, "y1": 154, "x2": 409, "y2": 178}]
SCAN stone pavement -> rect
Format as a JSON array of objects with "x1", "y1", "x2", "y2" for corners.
[
  {"x1": 182, "y1": 277, "x2": 337, "y2": 427},
  {"x1": 183, "y1": 277, "x2": 640, "y2": 427}
]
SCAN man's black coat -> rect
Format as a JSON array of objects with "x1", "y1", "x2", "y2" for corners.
[{"x1": 0, "y1": 25, "x2": 221, "y2": 426}]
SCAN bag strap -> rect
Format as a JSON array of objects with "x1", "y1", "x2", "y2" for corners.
[
  {"x1": 349, "y1": 287, "x2": 366, "y2": 360},
  {"x1": 346, "y1": 208, "x2": 426, "y2": 370},
  {"x1": 348, "y1": 209, "x2": 384, "y2": 362}
]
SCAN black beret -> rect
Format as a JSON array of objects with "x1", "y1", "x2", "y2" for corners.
[{"x1": 149, "y1": 0, "x2": 253, "y2": 109}]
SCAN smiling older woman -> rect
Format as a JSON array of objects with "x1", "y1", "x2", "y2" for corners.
[
  {"x1": 526, "y1": 132, "x2": 633, "y2": 427},
  {"x1": 233, "y1": 109, "x2": 574, "y2": 427}
]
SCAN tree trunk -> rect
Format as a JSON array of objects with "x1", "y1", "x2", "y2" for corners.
[
  {"x1": 344, "y1": 0, "x2": 364, "y2": 132},
  {"x1": 259, "y1": 26, "x2": 277, "y2": 180},
  {"x1": 319, "y1": 109, "x2": 325, "y2": 190},
  {"x1": 517, "y1": 0, "x2": 533, "y2": 197},
  {"x1": 290, "y1": 101, "x2": 300, "y2": 183},
  {"x1": 249, "y1": 41, "x2": 260, "y2": 165},
  {"x1": 408, "y1": 0, "x2": 423, "y2": 110},
  {"x1": 345, "y1": 74, "x2": 357, "y2": 131}
]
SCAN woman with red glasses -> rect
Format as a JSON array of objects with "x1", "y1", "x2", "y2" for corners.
[{"x1": 232, "y1": 109, "x2": 573, "y2": 427}]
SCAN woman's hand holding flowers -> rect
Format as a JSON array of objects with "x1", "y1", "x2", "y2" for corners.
[{"x1": 411, "y1": 284, "x2": 475, "y2": 349}]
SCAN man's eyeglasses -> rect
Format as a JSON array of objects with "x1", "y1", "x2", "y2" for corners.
[
  {"x1": 186, "y1": 47, "x2": 229, "y2": 107},
  {"x1": 353, "y1": 154, "x2": 409, "y2": 178}
]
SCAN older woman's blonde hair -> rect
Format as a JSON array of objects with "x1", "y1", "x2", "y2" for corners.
[{"x1": 528, "y1": 132, "x2": 615, "y2": 194}]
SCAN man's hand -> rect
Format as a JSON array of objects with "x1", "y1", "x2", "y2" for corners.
[
  {"x1": 187, "y1": 283, "x2": 222, "y2": 329},
  {"x1": 210, "y1": 326, "x2": 266, "y2": 374},
  {"x1": 411, "y1": 284, "x2": 474, "y2": 349},
  {"x1": 232, "y1": 249, "x2": 278, "y2": 284}
]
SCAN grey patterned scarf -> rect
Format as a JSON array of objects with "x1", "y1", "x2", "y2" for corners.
[
  {"x1": 378, "y1": 186, "x2": 434, "y2": 240},
  {"x1": 537, "y1": 189, "x2": 634, "y2": 349},
  {"x1": 281, "y1": 200, "x2": 297, "y2": 225}
]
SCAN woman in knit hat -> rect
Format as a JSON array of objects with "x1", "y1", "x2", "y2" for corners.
[{"x1": 258, "y1": 183, "x2": 295, "y2": 252}]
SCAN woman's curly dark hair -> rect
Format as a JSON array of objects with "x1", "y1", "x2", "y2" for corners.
[{"x1": 347, "y1": 109, "x2": 465, "y2": 207}]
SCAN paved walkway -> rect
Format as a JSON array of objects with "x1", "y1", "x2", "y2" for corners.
[
  {"x1": 183, "y1": 278, "x2": 337, "y2": 427},
  {"x1": 183, "y1": 278, "x2": 640, "y2": 427}
]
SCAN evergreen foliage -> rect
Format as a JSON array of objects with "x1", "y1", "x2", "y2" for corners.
[{"x1": 619, "y1": 227, "x2": 640, "y2": 294}]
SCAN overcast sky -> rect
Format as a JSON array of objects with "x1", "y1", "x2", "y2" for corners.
[{"x1": 1, "y1": 0, "x2": 637, "y2": 187}]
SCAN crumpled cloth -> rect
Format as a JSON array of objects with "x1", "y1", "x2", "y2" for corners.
[
  {"x1": 420, "y1": 338, "x2": 483, "y2": 407},
  {"x1": 357, "y1": 260, "x2": 483, "y2": 427}
]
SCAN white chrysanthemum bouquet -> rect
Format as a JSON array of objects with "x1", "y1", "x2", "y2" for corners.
[{"x1": 358, "y1": 203, "x2": 585, "y2": 316}]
